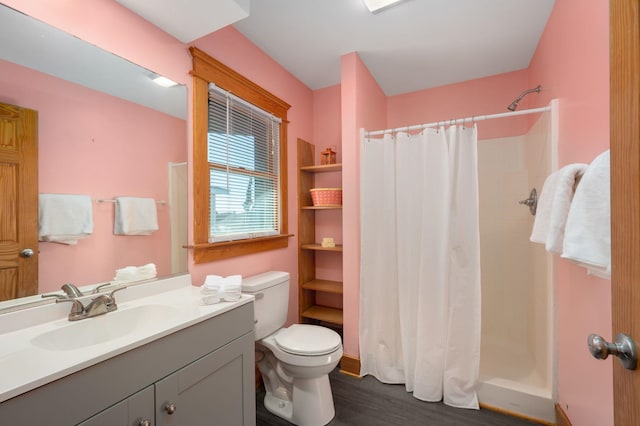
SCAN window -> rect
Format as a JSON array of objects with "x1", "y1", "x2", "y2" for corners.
[
  {"x1": 208, "y1": 84, "x2": 281, "y2": 242},
  {"x1": 190, "y1": 47, "x2": 291, "y2": 263}
]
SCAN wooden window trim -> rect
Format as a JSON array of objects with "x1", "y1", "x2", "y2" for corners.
[{"x1": 190, "y1": 47, "x2": 291, "y2": 263}]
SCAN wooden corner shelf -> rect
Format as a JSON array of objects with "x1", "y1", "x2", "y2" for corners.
[
  {"x1": 301, "y1": 305, "x2": 344, "y2": 325},
  {"x1": 300, "y1": 243, "x2": 343, "y2": 252},
  {"x1": 301, "y1": 279, "x2": 343, "y2": 294},
  {"x1": 298, "y1": 139, "x2": 344, "y2": 329},
  {"x1": 300, "y1": 163, "x2": 342, "y2": 173},
  {"x1": 301, "y1": 205, "x2": 343, "y2": 210}
]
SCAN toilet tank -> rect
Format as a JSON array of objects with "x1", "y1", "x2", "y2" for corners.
[{"x1": 241, "y1": 271, "x2": 290, "y2": 340}]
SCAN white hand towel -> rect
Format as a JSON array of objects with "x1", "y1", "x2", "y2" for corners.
[
  {"x1": 530, "y1": 163, "x2": 587, "y2": 253},
  {"x1": 114, "y1": 197, "x2": 159, "y2": 235},
  {"x1": 113, "y1": 263, "x2": 158, "y2": 283},
  {"x1": 562, "y1": 150, "x2": 610, "y2": 274},
  {"x1": 38, "y1": 194, "x2": 93, "y2": 245},
  {"x1": 201, "y1": 275, "x2": 242, "y2": 302},
  {"x1": 221, "y1": 275, "x2": 242, "y2": 301}
]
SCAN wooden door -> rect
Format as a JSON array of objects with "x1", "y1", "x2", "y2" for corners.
[
  {"x1": 0, "y1": 102, "x2": 38, "y2": 301},
  {"x1": 610, "y1": 0, "x2": 640, "y2": 424}
]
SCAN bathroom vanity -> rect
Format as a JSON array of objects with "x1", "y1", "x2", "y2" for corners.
[{"x1": 0, "y1": 275, "x2": 256, "y2": 425}]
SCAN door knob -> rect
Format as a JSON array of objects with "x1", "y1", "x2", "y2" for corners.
[
  {"x1": 587, "y1": 333, "x2": 638, "y2": 370},
  {"x1": 20, "y1": 248, "x2": 34, "y2": 258}
]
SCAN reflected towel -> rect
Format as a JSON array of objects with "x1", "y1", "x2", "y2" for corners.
[
  {"x1": 530, "y1": 163, "x2": 587, "y2": 253},
  {"x1": 113, "y1": 263, "x2": 157, "y2": 284},
  {"x1": 562, "y1": 150, "x2": 610, "y2": 276},
  {"x1": 114, "y1": 197, "x2": 158, "y2": 235},
  {"x1": 38, "y1": 194, "x2": 93, "y2": 245}
]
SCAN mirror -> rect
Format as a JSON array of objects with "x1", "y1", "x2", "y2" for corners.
[{"x1": 0, "y1": 4, "x2": 188, "y2": 309}]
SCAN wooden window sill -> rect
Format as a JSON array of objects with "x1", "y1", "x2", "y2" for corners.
[{"x1": 189, "y1": 234, "x2": 294, "y2": 263}]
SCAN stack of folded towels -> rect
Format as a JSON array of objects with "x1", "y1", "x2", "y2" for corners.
[
  {"x1": 113, "y1": 263, "x2": 157, "y2": 284},
  {"x1": 201, "y1": 275, "x2": 242, "y2": 305}
]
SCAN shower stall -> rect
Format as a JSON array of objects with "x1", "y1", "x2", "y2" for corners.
[{"x1": 476, "y1": 101, "x2": 557, "y2": 423}]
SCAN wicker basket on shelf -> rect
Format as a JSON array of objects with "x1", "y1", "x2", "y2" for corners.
[{"x1": 310, "y1": 188, "x2": 342, "y2": 206}]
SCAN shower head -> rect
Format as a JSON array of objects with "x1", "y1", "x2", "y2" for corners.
[{"x1": 507, "y1": 85, "x2": 542, "y2": 111}]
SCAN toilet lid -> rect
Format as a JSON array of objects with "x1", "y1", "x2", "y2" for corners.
[{"x1": 275, "y1": 324, "x2": 342, "y2": 356}]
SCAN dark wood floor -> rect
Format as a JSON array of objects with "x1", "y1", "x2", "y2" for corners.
[{"x1": 256, "y1": 369, "x2": 542, "y2": 426}]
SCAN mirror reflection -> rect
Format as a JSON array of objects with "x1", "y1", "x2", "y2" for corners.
[{"x1": 0, "y1": 4, "x2": 188, "y2": 305}]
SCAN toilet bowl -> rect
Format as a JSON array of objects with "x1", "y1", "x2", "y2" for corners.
[{"x1": 242, "y1": 271, "x2": 343, "y2": 426}]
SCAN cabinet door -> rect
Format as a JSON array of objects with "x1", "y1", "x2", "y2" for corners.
[
  {"x1": 155, "y1": 332, "x2": 255, "y2": 426},
  {"x1": 78, "y1": 385, "x2": 154, "y2": 426}
]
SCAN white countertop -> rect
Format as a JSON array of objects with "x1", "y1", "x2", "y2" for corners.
[{"x1": 0, "y1": 274, "x2": 253, "y2": 403}]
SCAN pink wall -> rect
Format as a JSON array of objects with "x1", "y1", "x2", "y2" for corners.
[
  {"x1": 190, "y1": 27, "x2": 314, "y2": 326},
  {"x1": 0, "y1": 59, "x2": 185, "y2": 293},
  {"x1": 387, "y1": 69, "x2": 531, "y2": 139},
  {"x1": 528, "y1": 0, "x2": 612, "y2": 425},
  {"x1": 341, "y1": 52, "x2": 387, "y2": 357}
]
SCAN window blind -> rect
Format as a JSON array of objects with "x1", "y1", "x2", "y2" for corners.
[{"x1": 207, "y1": 83, "x2": 282, "y2": 243}]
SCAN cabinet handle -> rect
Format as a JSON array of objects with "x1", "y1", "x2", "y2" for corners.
[
  {"x1": 138, "y1": 420, "x2": 152, "y2": 426},
  {"x1": 163, "y1": 402, "x2": 177, "y2": 415}
]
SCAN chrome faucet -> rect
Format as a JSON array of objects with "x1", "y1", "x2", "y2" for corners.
[
  {"x1": 42, "y1": 285, "x2": 126, "y2": 321},
  {"x1": 61, "y1": 283, "x2": 84, "y2": 298}
]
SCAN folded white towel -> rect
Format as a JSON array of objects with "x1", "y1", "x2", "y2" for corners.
[
  {"x1": 202, "y1": 293, "x2": 222, "y2": 305},
  {"x1": 38, "y1": 194, "x2": 93, "y2": 245},
  {"x1": 562, "y1": 150, "x2": 610, "y2": 275},
  {"x1": 114, "y1": 197, "x2": 159, "y2": 235},
  {"x1": 113, "y1": 263, "x2": 157, "y2": 283},
  {"x1": 530, "y1": 163, "x2": 587, "y2": 253},
  {"x1": 201, "y1": 274, "x2": 243, "y2": 303}
]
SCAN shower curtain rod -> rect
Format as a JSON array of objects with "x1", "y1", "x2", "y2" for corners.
[{"x1": 364, "y1": 105, "x2": 552, "y2": 137}]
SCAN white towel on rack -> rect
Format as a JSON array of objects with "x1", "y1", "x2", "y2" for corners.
[
  {"x1": 38, "y1": 194, "x2": 93, "y2": 245},
  {"x1": 562, "y1": 150, "x2": 610, "y2": 276},
  {"x1": 530, "y1": 163, "x2": 587, "y2": 253},
  {"x1": 114, "y1": 197, "x2": 159, "y2": 235}
]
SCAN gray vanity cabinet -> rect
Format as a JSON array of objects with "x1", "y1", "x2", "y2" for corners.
[
  {"x1": 155, "y1": 332, "x2": 254, "y2": 426},
  {"x1": 78, "y1": 386, "x2": 155, "y2": 426},
  {"x1": 0, "y1": 302, "x2": 256, "y2": 426}
]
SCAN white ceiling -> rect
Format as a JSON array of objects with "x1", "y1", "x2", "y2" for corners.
[
  {"x1": 232, "y1": 0, "x2": 556, "y2": 95},
  {"x1": 115, "y1": 0, "x2": 250, "y2": 43},
  {"x1": 116, "y1": 0, "x2": 556, "y2": 96}
]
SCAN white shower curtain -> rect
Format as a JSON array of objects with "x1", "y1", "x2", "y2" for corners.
[{"x1": 359, "y1": 125, "x2": 481, "y2": 409}]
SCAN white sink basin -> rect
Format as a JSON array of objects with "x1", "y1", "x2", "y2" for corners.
[{"x1": 31, "y1": 304, "x2": 179, "y2": 351}]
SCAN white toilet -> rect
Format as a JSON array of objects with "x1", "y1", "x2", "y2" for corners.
[{"x1": 242, "y1": 271, "x2": 343, "y2": 426}]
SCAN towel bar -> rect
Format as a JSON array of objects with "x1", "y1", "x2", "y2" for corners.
[{"x1": 95, "y1": 198, "x2": 167, "y2": 205}]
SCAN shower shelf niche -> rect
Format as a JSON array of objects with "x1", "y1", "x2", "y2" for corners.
[{"x1": 298, "y1": 139, "x2": 343, "y2": 329}]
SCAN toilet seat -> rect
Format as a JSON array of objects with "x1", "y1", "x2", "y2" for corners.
[{"x1": 274, "y1": 324, "x2": 342, "y2": 356}]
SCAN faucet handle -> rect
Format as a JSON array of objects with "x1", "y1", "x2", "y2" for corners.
[
  {"x1": 41, "y1": 293, "x2": 67, "y2": 301},
  {"x1": 55, "y1": 298, "x2": 86, "y2": 319},
  {"x1": 98, "y1": 286, "x2": 127, "y2": 311},
  {"x1": 93, "y1": 283, "x2": 113, "y2": 294},
  {"x1": 108, "y1": 285, "x2": 127, "y2": 298}
]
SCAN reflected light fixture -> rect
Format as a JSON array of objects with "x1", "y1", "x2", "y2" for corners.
[
  {"x1": 151, "y1": 75, "x2": 178, "y2": 88},
  {"x1": 363, "y1": 0, "x2": 405, "y2": 13}
]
